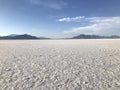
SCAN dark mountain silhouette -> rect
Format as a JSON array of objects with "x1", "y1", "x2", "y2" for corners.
[
  {"x1": 0, "y1": 34, "x2": 50, "y2": 40},
  {"x1": 109, "y1": 35, "x2": 120, "y2": 38},
  {"x1": 0, "y1": 34, "x2": 120, "y2": 40},
  {"x1": 72, "y1": 34, "x2": 120, "y2": 39}
]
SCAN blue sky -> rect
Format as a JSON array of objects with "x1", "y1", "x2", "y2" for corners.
[{"x1": 0, "y1": 0, "x2": 120, "y2": 38}]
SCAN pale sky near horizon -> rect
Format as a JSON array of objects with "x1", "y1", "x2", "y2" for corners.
[{"x1": 0, "y1": 0, "x2": 120, "y2": 38}]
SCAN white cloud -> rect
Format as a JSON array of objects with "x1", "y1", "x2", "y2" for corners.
[
  {"x1": 29, "y1": 0, "x2": 67, "y2": 9},
  {"x1": 64, "y1": 17, "x2": 120, "y2": 36},
  {"x1": 58, "y1": 16, "x2": 85, "y2": 22}
]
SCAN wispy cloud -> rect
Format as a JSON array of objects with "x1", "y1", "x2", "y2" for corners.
[
  {"x1": 63, "y1": 17, "x2": 120, "y2": 36},
  {"x1": 58, "y1": 16, "x2": 85, "y2": 22},
  {"x1": 29, "y1": 0, "x2": 67, "y2": 9}
]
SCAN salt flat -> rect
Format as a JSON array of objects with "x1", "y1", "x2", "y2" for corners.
[{"x1": 0, "y1": 39, "x2": 120, "y2": 90}]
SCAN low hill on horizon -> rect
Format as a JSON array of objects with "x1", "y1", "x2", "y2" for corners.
[
  {"x1": 0, "y1": 34, "x2": 50, "y2": 40},
  {"x1": 0, "y1": 34, "x2": 120, "y2": 40},
  {"x1": 72, "y1": 34, "x2": 120, "y2": 39}
]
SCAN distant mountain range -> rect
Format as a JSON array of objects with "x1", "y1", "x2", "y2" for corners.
[
  {"x1": 71, "y1": 34, "x2": 120, "y2": 39},
  {"x1": 0, "y1": 34, "x2": 50, "y2": 40},
  {"x1": 0, "y1": 34, "x2": 120, "y2": 40}
]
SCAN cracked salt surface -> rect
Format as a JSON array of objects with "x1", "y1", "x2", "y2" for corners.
[{"x1": 0, "y1": 39, "x2": 120, "y2": 90}]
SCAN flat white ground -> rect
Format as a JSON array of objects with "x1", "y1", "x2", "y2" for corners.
[{"x1": 0, "y1": 39, "x2": 120, "y2": 90}]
